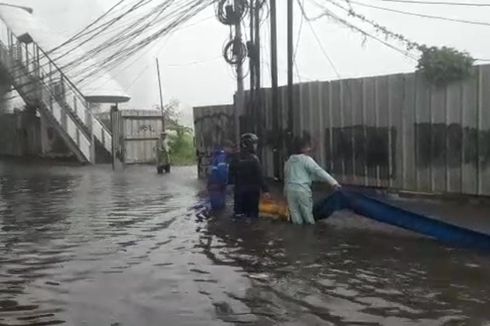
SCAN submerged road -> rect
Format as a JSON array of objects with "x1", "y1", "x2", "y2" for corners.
[{"x1": 0, "y1": 160, "x2": 489, "y2": 325}]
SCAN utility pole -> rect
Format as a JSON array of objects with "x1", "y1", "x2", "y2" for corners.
[
  {"x1": 254, "y1": 0, "x2": 261, "y2": 93},
  {"x1": 248, "y1": 0, "x2": 262, "y2": 135},
  {"x1": 254, "y1": 0, "x2": 262, "y2": 137},
  {"x1": 249, "y1": 0, "x2": 255, "y2": 115},
  {"x1": 234, "y1": 0, "x2": 245, "y2": 144},
  {"x1": 270, "y1": 0, "x2": 280, "y2": 180},
  {"x1": 287, "y1": 0, "x2": 294, "y2": 156},
  {"x1": 156, "y1": 58, "x2": 165, "y2": 131}
]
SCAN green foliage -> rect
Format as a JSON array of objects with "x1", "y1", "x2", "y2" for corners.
[
  {"x1": 169, "y1": 130, "x2": 196, "y2": 166},
  {"x1": 154, "y1": 99, "x2": 196, "y2": 166},
  {"x1": 417, "y1": 46, "x2": 475, "y2": 86}
]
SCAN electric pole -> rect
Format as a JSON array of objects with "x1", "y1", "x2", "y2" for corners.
[
  {"x1": 234, "y1": 0, "x2": 245, "y2": 144},
  {"x1": 287, "y1": 0, "x2": 294, "y2": 156},
  {"x1": 156, "y1": 58, "x2": 165, "y2": 131},
  {"x1": 216, "y1": 1, "x2": 247, "y2": 144},
  {"x1": 270, "y1": 0, "x2": 280, "y2": 179},
  {"x1": 248, "y1": 0, "x2": 262, "y2": 135},
  {"x1": 254, "y1": 0, "x2": 262, "y2": 137},
  {"x1": 249, "y1": 0, "x2": 255, "y2": 114}
]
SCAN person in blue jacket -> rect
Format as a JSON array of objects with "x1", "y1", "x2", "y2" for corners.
[
  {"x1": 284, "y1": 137, "x2": 341, "y2": 225},
  {"x1": 207, "y1": 141, "x2": 235, "y2": 210}
]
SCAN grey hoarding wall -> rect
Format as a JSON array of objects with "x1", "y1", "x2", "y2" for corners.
[
  {"x1": 194, "y1": 65, "x2": 490, "y2": 196},
  {"x1": 250, "y1": 65, "x2": 490, "y2": 196},
  {"x1": 193, "y1": 105, "x2": 234, "y2": 178}
]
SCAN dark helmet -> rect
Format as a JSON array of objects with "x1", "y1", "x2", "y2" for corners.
[{"x1": 240, "y1": 133, "x2": 258, "y2": 153}]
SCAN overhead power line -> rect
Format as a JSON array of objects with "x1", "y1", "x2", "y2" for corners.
[
  {"x1": 368, "y1": 0, "x2": 490, "y2": 6},
  {"x1": 47, "y1": 0, "x2": 128, "y2": 54},
  {"x1": 349, "y1": 1, "x2": 490, "y2": 27},
  {"x1": 298, "y1": 0, "x2": 341, "y2": 79},
  {"x1": 49, "y1": 0, "x2": 214, "y2": 85},
  {"x1": 306, "y1": 0, "x2": 418, "y2": 60}
]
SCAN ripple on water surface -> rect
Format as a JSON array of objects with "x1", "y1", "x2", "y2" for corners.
[{"x1": 0, "y1": 161, "x2": 489, "y2": 325}]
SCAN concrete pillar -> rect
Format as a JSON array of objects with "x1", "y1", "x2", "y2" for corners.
[
  {"x1": 39, "y1": 112, "x2": 50, "y2": 156},
  {"x1": 21, "y1": 106, "x2": 40, "y2": 156}
]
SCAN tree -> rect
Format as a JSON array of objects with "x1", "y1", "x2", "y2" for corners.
[
  {"x1": 154, "y1": 99, "x2": 195, "y2": 165},
  {"x1": 417, "y1": 46, "x2": 474, "y2": 86}
]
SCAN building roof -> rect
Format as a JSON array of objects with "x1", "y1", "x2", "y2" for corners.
[{"x1": 0, "y1": 4, "x2": 130, "y2": 103}]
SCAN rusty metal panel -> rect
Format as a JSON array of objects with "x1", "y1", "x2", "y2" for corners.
[
  {"x1": 193, "y1": 105, "x2": 234, "y2": 179},
  {"x1": 262, "y1": 88, "x2": 274, "y2": 178}
]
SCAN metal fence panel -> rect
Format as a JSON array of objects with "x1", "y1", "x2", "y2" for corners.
[
  {"x1": 193, "y1": 105, "x2": 234, "y2": 178},
  {"x1": 194, "y1": 65, "x2": 490, "y2": 196}
]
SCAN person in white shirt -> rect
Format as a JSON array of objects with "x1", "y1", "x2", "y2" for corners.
[{"x1": 284, "y1": 137, "x2": 340, "y2": 225}]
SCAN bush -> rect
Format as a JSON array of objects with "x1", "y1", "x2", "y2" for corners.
[
  {"x1": 417, "y1": 46, "x2": 474, "y2": 86},
  {"x1": 169, "y1": 131, "x2": 196, "y2": 166}
]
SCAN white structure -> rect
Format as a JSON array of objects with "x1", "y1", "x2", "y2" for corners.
[{"x1": 0, "y1": 4, "x2": 131, "y2": 163}]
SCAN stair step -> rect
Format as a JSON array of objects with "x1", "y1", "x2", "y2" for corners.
[{"x1": 0, "y1": 20, "x2": 113, "y2": 163}]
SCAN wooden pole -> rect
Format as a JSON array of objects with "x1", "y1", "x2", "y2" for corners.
[{"x1": 156, "y1": 58, "x2": 165, "y2": 131}]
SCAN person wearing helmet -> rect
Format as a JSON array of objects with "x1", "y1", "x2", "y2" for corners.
[{"x1": 228, "y1": 133, "x2": 269, "y2": 219}]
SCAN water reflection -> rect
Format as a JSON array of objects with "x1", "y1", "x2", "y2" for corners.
[{"x1": 0, "y1": 159, "x2": 489, "y2": 325}]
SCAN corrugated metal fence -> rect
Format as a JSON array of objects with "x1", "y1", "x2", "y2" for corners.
[
  {"x1": 194, "y1": 65, "x2": 490, "y2": 196},
  {"x1": 193, "y1": 105, "x2": 234, "y2": 178}
]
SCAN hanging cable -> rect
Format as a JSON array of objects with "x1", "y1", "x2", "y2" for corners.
[
  {"x1": 305, "y1": 0, "x2": 418, "y2": 60},
  {"x1": 348, "y1": 0, "x2": 490, "y2": 27},
  {"x1": 215, "y1": 0, "x2": 249, "y2": 25},
  {"x1": 47, "y1": 0, "x2": 129, "y2": 54},
  {"x1": 367, "y1": 0, "x2": 490, "y2": 6}
]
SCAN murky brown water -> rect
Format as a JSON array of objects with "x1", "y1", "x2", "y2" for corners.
[{"x1": 0, "y1": 160, "x2": 489, "y2": 326}]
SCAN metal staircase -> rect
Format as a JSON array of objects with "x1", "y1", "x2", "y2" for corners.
[{"x1": 0, "y1": 19, "x2": 112, "y2": 163}]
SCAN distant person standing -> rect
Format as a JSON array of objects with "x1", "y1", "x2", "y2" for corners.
[
  {"x1": 284, "y1": 137, "x2": 341, "y2": 225},
  {"x1": 229, "y1": 133, "x2": 269, "y2": 219},
  {"x1": 156, "y1": 131, "x2": 171, "y2": 174}
]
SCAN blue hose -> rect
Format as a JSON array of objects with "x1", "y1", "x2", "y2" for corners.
[{"x1": 314, "y1": 190, "x2": 490, "y2": 250}]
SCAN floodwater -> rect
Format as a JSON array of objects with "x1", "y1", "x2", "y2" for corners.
[{"x1": 0, "y1": 160, "x2": 489, "y2": 326}]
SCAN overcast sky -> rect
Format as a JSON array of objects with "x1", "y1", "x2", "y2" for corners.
[{"x1": 11, "y1": 0, "x2": 490, "y2": 125}]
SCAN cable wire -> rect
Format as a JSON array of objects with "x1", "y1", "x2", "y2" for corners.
[
  {"x1": 298, "y1": 0, "x2": 342, "y2": 78},
  {"x1": 367, "y1": 0, "x2": 490, "y2": 6},
  {"x1": 349, "y1": 0, "x2": 490, "y2": 27}
]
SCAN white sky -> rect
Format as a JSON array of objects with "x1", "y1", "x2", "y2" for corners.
[{"x1": 11, "y1": 0, "x2": 490, "y2": 126}]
